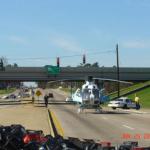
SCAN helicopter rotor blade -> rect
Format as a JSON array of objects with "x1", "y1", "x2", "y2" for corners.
[{"x1": 93, "y1": 78, "x2": 133, "y2": 84}]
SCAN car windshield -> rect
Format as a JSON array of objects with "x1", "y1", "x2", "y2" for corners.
[{"x1": 0, "y1": 0, "x2": 149, "y2": 149}]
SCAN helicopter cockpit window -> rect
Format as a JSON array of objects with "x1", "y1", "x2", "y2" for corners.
[
  {"x1": 92, "y1": 89, "x2": 99, "y2": 100},
  {"x1": 82, "y1": 88, "x2": 99, "y2": 101},
  {"x1": 82, "y1": 89, "x2": 90, "y2": 100}
]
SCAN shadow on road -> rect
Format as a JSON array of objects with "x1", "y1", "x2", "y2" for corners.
[
  {"x1": 91, "y1": 111, "x2": 130, "y2": 115},
  {"x1": 34, "y1": 105, "x2": 46, "y2": 107},
  {"x1": 0, "y1": 102, "x2": 32, "y2": 105}
]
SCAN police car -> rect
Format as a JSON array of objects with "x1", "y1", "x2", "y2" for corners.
[{"x1": 108, "y1": 97, "x2": 139, "y2": 110}]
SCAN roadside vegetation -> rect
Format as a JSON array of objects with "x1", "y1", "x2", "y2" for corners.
[
  {"x1": 60, "y1": 87, "x2": 76, "y2": 94},
  {"x1": 108, "y1": 81, "x2": 150, "y2": 108},
  {"x1": 0, "y1": 88, "x2": 16, "y2": 95},
  {"x1": 128, "y1": 87, "x2": 150, "y2": 108},
  {"x1": 108, "y1": 81, "x2": 150, "y2": 99}
]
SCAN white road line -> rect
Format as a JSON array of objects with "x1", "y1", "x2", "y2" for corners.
[
  {"x1": 102, "y1": 117, "x2": 108, "y2": 120},
  {"x1": 123, "y1": 124, "x2": 134, "y2": 130}
]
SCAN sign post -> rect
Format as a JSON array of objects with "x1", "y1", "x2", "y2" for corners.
[{"x1": 36, "y1": 90, "x2": 42, "y2": 103}]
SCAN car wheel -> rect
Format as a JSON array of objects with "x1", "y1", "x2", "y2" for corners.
[
  {"x1": 136, "y1": 104, "x2": 140, "y2": 110},
  {"x1": 112, "y1": 107, "x2": 116, "y2": 110},
  {"x1": 123, "y1": 104, "x2": 127, "y2": 109}
]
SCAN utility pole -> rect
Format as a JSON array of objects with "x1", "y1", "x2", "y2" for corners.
[
  {"x1": 116, "y1": 44, "x2": 120, "y2": 98},
  {"x1": 70, "y1": 82, "x2": 73, "y2": 96}
]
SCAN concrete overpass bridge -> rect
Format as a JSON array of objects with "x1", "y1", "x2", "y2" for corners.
[{"x1": 0, "y1": 67, "x2": 150, "y2": 82}]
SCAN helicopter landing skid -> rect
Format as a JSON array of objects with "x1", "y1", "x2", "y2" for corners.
[{"x1": 77, "y1": 104, "x2": 102, "y2": 113}]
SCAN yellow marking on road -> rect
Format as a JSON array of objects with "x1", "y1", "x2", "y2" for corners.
[
  {"x1": 47, "y1": 109, "x2": 55, "y2": 137},
  {"x1": 50, "y1": 110, "x2": 64, "y2": 137}
]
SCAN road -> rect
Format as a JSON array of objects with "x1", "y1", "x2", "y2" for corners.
[
  {"x1": 0, "y1": 88, "x2": 150, "y2": 146},
  {"x1": 0, "y1": 104, "x2": 50, "y2": 134},
  {"x1": 0, "y1": 89, "x2": 50, "y2": 134},
  {"x1": 48, "y1": 89, "x2": 150, "y2": 146}
]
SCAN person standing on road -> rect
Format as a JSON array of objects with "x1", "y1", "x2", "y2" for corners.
[
  {"x1": 44, "y1": 94, "x2": 48, "y2": 107},
  {"x1": 135, "y1": 94, "x2": 140, "y2": 110},
  {"x1": 31, "y1": 89, "x2": 35, "y2": 103}
]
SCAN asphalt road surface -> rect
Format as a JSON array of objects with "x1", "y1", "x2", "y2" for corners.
[
  {"x1": 47, "y1": 89, "x2": 150, "y2": 146},
  {"x1": 0, "y1": 89, "x2": 50, "y2": 134},
  {"x1": 0, "y1": 104, "x2": 50, "y2": 134}
]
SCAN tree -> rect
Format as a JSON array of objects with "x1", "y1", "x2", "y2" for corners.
[
  {"x1": 13, "y1": 63, "x2": 18, "y2": 67},
  {"x1": 77, "y1": 63, "x2": 84, "y2": 67},
  {"x1": 0, "y1": 56, "x2": 8, "y2": 66},
  {"x1": 92, "y1": 62, "x2": 99, "y2": 68},
  {"x1": 77, "y1": 62, "x2": 99, "y2": 68},
  {"x1": 84, "y1": 63, "x2": 91, "y2": 68}
]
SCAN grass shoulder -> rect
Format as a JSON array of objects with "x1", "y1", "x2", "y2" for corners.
[
  {"x1": 0, "y1": 88, "x2": 16, "y2": 95},
  {"x1": 128, "y1": 87, "x2": 150, "y2": 108}
]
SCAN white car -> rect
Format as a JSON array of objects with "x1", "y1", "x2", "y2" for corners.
[
  {"x1": 1, "y1": 95, "x2": 9, "y2": 99},
  {"x1": 108, "y1": 97, "x2": 138, "y2": 110}
]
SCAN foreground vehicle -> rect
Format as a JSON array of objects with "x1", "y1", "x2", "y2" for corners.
[{"x1": 0, "y1": 124, "x2": 149, "y2": 150}]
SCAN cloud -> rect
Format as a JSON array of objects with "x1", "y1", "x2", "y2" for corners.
[
  {"x1": 121, "y1": 40, "x2": 150, "y2": 49},
  {"x1": 49, "y1": 34, "x2": 83, "y2": 52},
  {"x1": 8, "y1": 36, "x2": 27, "y2": 44}
]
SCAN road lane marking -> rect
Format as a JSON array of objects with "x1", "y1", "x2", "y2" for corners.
[
  {"x1": 47, "y1": 109, "x2": 55, "y2": 137},
  {"x1": 50, "y1": 109, "x2": 64, "y2": 137},
  {"x1": 102, "y1": 117, "x2": 108, "y2": 120},
  {"x1": 123, "y1": 125, "x2": 134, "y2": 130}
]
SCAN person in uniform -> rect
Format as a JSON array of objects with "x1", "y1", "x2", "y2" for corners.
[
  {"x1": 134, "y1": 94, "x2": 140, "y2": 110},
  {"x1": 44, "y1": 94, "x2": 48, "y2": 107}
]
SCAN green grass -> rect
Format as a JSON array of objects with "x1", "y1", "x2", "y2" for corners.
[
  {"x1": 128, "y1": 87, "x2": 150, "y2": 108},
  {"x1": 60, "y1": 88, "x2": 76, "y2": 94},
  {"x1": 0, "y1": 88, "x2": 16, "y2": 95},
  {"x1": 109, "y1": 81, "x2": 150, "y2": 99}
]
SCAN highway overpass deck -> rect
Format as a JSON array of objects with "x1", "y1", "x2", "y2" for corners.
[{"x1": 0, "y1": 67, "x2": 150, "y2": 81}]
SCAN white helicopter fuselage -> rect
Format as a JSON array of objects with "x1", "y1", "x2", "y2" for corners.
[{"x1": 71, "y1": 81, "x2": 100, "y2": 104}]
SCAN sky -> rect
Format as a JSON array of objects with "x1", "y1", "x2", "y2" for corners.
[{"x1": 0, "y1": 0, "x2": 150, "y2": 67}]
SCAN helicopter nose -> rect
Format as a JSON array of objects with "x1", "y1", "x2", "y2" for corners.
[{"x1": 90, "y1": 93, "x2": 95, "y2": 100}]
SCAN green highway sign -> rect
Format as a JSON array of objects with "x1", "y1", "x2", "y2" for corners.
[{"x1": 45, "y1": 65, "x2": 60, "y2": 75}]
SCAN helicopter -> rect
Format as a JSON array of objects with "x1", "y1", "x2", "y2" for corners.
[
  {"x1": 49, "y1": 76, "x2": 132, "y2": 113},
  {"x1": 65, "y1": 76, "x2": 132, "y2": 113}
]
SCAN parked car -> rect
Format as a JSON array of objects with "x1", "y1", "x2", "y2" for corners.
[
  {"x1": 1, "y1": 95, "x2": 9, "y2": 99},
  {"x1": 22, "y1": 93, "x2": 30, "y2": 98},
  {"x1": 108, "y1": 97, "x2": 139, "y2": 110},
  {"x1": 9, "y1": 94, "x2": 17, "y2": 99},
  {"x1": 48, "y1": 93, "x2": 54, "y2": 98},
  {"x1": 1, "y1": 94, "x2": 16, "y2": 99}
]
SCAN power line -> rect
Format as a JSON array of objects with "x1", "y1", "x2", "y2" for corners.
[{"x1": 7, "y1": 50, "x2": 115, "y2": 61}]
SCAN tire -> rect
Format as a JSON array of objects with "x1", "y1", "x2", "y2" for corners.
[
  {"x1": 112, "y1": 107, "x2": 116, "y2": 110},
  {"x1": 95, "y1": 108, "x2": 101, "y2": 113},
  {"x1": 136, "y1": 104, "x2": 140, "y2": 110},
  {"x1": 123, "y1": 104, "x2": 127, "y2": 109}
]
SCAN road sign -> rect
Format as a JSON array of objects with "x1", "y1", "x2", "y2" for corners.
[
  {"x1": 45, "y1": 65, "x2": 60, "y2": 75},
  {"x1": 36, "y1": 90, "x2": 42, "y2": 97}
]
